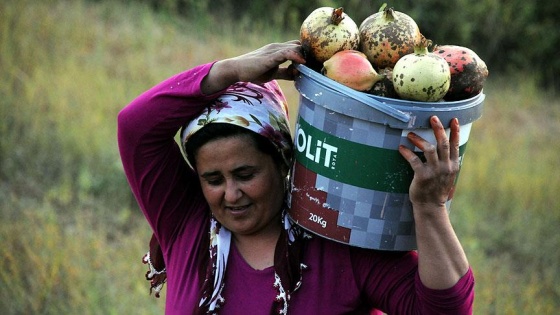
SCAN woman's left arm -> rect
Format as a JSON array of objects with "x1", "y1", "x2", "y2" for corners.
[{"x1": 398, "y1": 116, "x2": 470, "y2": 290}]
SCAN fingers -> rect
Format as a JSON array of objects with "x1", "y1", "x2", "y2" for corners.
[
  {"x1": 279, "y1": 42, "x2": 306, "y2": 65},
  {"x1": 399, "y1": 117, "x2": 460, "y2": 205},
  {"x1": 265, "y1": 40, "x2": 305, "y2": 62},
  {"x1": 432, "y1": 116, "x2": 460, "y2": 164},
  {"x1": 405, "y1": 129, "x2": 437, "y2": 167},
  {"x1": 284, "y1": 39, "x2": 301, "y2": 45},
  {"x1": 231, "y1": 40, "x2": 306, "y2": 83},
  {"x1": 402, "y1": 116, "x2": 460, "y2": 165},
  {"x1": 431, "y1": 116, "x2": 450, "y2": 162},
  {"x1": 270, "y1": 42, "x2": 305, "y2": 81},
  {"x1": 449, "y1": 118, "x2": 460, "y2": 161},
  {"x1": 275, "y1": 63, "x2": 299, "y2": 81},
  {"x1": 398, "y1": 144, "x2": 424, "y2": 170}
]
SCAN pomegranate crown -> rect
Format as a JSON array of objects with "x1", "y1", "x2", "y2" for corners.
[{"x1": 330, "y1": 7, "x2": 345, "y2": 25}]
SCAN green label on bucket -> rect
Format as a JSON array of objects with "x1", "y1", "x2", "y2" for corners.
[
  {"x1": 294, "y1": 118, "x2": 414, "y2": 193},
  {"x1": 294, "y1": 117, "x2": 468, "y2": 193}
]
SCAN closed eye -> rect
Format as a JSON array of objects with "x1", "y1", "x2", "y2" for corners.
[
  {"x1": 234, "y1": 172, "x2": 255, "y2": 181},
  {"x1": 200, "y1": 166, "x2": 258, "y2": 186},
  {"x1": 204, "y1": 176, "x2": 223, "y2": 186},
  {"x1": 200, "y1": 171, "x2": 224, "y2": 186},
  {"x1": 232, "y1": 166, "x2": 259, "y2": 182}
]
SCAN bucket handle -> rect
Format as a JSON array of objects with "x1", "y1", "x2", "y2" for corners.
[{"x1": 296, "y1": 64, "x2": 411, "y2": 123}]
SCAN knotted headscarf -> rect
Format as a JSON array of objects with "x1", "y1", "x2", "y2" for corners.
[{"x1": 143, "y1": 80, "x2": 311, "y2": 314}]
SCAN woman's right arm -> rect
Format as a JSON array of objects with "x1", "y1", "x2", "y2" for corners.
[
  {"x1": 117, "y1": 40, "x2": 305, "y2": 247},
  {"x1": 200, "y1": 40, "x2": 305, "y2": 94},
  {"x1": 117, "y1": 62, "x2": 223, "y2": 247}
]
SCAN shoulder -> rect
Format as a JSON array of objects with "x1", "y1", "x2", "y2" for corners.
[
  {"x1": 306, "y1": 236, "x2": 415, "y2": 260},
  {"x1": 304, "y1": 236, "x2": 417, "y2": 276}
]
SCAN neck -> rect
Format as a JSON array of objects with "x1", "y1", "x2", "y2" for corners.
[{"x1": 233, "y1": 222, "x2": 282, "y2": 270}]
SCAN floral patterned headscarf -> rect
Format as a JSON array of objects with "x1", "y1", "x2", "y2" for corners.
[
  {"x1": 143, "y1": 80, "x2": 310, "y2": 315},
  {"x1": 181, "y1": 81, "x2": 294, "y2": 170}
]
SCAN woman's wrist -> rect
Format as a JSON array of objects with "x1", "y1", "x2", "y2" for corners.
[
  {"x1": 201, "y1": 59, "x2": 239, "y2": 95},
  {"x1": 411, "y1": 202, "x2": 448, "y2": 221}
]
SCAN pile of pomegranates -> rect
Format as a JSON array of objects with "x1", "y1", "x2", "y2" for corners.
[{"x1": 299, "y1": 5, "x2": 489, "y2": 102}]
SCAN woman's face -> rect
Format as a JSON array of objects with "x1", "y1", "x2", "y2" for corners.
[{"x1": 195, "y1": 134, "x2": 287, "y2": 237}]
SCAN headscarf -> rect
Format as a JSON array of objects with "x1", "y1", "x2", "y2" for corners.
[
  {"x1": 181, "y1": 81, "x2": 293, "y2": 171},
  {"x1": 143, "y1": 80, "x2": 311, "y2": 314}
]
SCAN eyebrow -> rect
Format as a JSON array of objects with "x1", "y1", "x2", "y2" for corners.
[{"x1": 200, "y1": 170, "x2": 221, "y2": 179}]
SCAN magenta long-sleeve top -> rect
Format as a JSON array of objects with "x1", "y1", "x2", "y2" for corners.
[{"x1": 117, "y1": 62, "x2": 475, "y2": 314}]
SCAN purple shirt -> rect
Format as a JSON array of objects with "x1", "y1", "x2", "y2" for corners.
[{"x1": 117, "y1": 63, "x2": 474, "y2": 314}]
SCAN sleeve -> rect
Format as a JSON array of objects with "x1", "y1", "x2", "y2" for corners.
[
  {"x1": 413, "y1": 267, "x2": 474, "y2": 314},
  {"x1": 117, "y1": 62, "x2": 222, "y2": 251},
  {"x1": 351, "y1": 249, "x2": 475, "y2": 314}
]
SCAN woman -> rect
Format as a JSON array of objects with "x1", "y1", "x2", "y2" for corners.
[{"x1": 117, "y1": 40, "x2": 474, "y2": 314}]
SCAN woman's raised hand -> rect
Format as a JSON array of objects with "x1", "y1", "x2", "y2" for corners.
[
  {"x1": 398, "y1": 116, "x2": 461, "y2": 212},
  {"x1": 201, "y1": 40, "x2": 306, "y2": 94},
  {"x1": 230, "y1": 40, "x2": 306, "y2": 82}
]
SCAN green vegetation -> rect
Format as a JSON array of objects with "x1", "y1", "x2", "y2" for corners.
[
  {"x1": 133, "y1": 0, "x2": 560, "y2": 92},
  {"x1": 452, "y1": 77, "x2": 560, "y2": 313},
  {"x1": 1, "y1": 0, "x2": 559, "y2": 313}
]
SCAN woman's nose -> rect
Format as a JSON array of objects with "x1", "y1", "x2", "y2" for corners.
[{"x1": 224, "y1": 180, "x2": 242, "y2": 203}]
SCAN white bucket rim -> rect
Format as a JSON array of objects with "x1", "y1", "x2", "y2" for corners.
[{"x1": 294, "y1": 64, "x2": 485, "y2": 129}]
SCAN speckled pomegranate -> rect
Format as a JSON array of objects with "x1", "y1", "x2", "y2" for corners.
[
  {"x1": 433, "y1": 45, "x2": 489, "y2": 101},
  {"x1": 300, "y1": 7, "x2": 360, "y2": 70},
  {"x1": 359, "y1": 7, "x2": 422, "y2": 70}
]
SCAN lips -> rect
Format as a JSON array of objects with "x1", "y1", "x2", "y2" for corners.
[{"x1": 226, "y1": 205, "x2": 250, "y2": 215}]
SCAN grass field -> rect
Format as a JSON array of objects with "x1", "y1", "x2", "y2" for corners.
[{"x1": 1, "y1": 0, "x2": 559, "y2": 313}]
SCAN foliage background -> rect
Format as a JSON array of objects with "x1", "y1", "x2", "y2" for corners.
[
  {"x1": 133, "y1": 0, "x2": 560, "y2": 91},
  {"x1": 1, "y1": 0, "x2": 559, "y2": 314}
]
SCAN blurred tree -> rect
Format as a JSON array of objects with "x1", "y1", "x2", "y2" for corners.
[{"x1": 121, "y1": 0, "x2": 559, "y2": 91}]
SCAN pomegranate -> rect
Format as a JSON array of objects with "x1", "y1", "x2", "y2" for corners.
[
  {"x1": 359, "y1": 6, "x2": 422, "y2": 69},
  {"x1": 300, "y1": 7, "x2": 360, "y2": 70},
  {"x1": 433, "y1": 45, "x2": 489, "y2": 101},
  {"x1": 322, "y1": 50, "x2": 383, "y2": 91},
  {"x1": 392, "y1": 36, "x2": 451, "y2": 102},
  {"x1": 368, "y1": 68, "x2": 398, "y2": 98}
]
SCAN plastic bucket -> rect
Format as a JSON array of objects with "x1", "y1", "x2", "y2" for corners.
[{"x1": 288, "y1": 64, "x2": 484, "y2": 251}]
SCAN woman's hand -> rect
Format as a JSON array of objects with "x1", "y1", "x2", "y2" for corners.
[
  {"x1": 398, "y1": 116, "x2": 469, "y2": 290},
  {"x1": 201, "y1": 40, "x2": 306, "y2": 94},
  {"x1": 398, "y1": 116, "x2": 460, "y2": 213}
]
